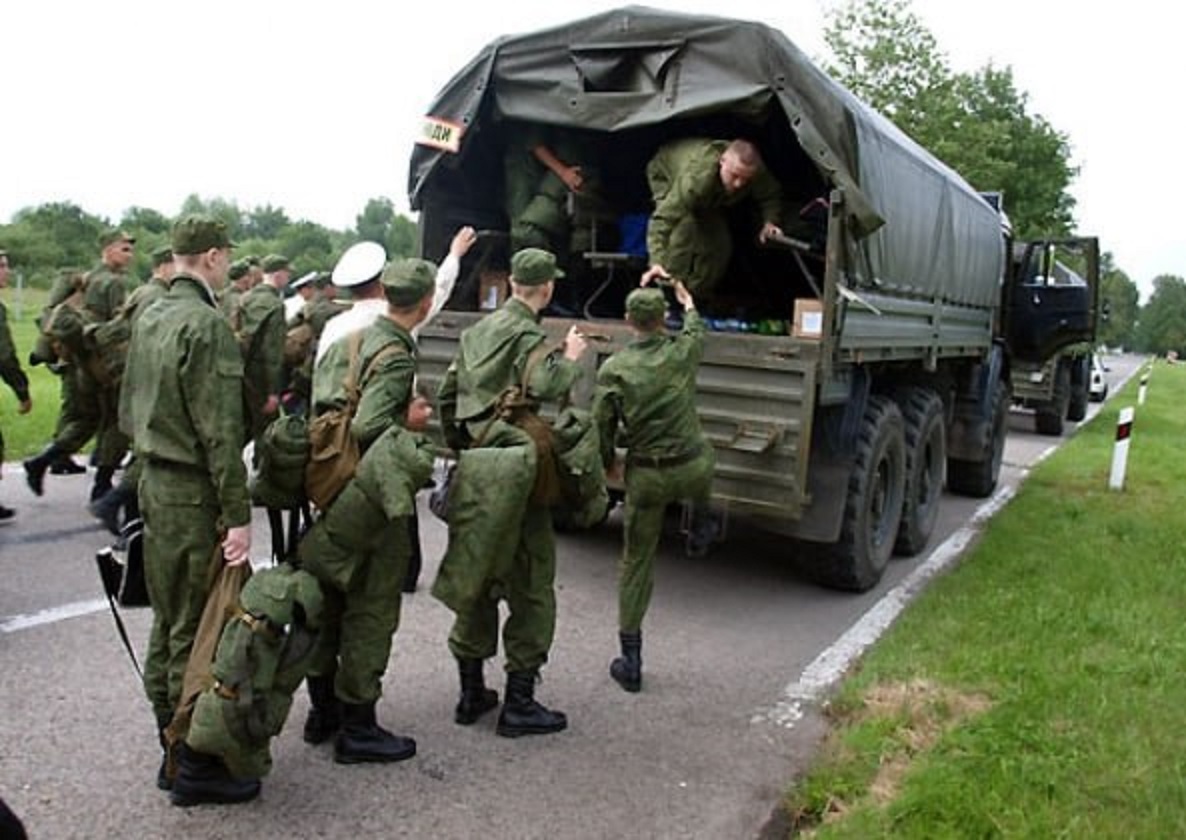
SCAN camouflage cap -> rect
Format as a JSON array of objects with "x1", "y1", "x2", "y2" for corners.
[
  {"x1": 150, "y1": 245, "x2": 174, "y2": 267},
  {"x1": 311, "y1": 271, "x2": 333, "y2": 288},
  {"x1": 381, "y1": 258, "x2": 437, "y2": 306},
  {"x1": 625, "y1": 287, "x2": 667, "y2": 324},
  {"x1": 98, "y1": 229, "x2": 136, "y2": 248},
  {"x1": 171, "y1": 214, "x2": 234, "y2": 255},
  {"x1": 510, "y1": 247, "x2": 564, "y2": 286},
  {"x1": 262, "y1": 254, "x2": 290, "y2": 272},
  {"x1": 228, "y1": 259, "x2": 251, "y2": 280},
  {"x1": 245, "y1": 255, "x2": 262, "y2": 267}
]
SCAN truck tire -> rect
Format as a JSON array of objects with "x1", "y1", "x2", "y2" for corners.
[
  {"x1": 893, "y1": 388, "x2": 945, "y2": 557},
  {"x1": 1066, "y1": 356, "x2": 1089, "y2": 422},
  {"x1": 947, "y1": 375, "x2": 1008, "y2": 498},
  {"x1": 1034, "y1": 361, "x2": 1070, "y2": 435},
  {"x1": 808, "y1": 395, "x2": 905, "y2": 592}
]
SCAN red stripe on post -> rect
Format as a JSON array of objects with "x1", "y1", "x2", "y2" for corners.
[{"x1": 1116, "y1": 422, "x2": 1132, "y2": 441}]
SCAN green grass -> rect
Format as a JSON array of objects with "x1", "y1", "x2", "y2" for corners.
[
  {"x1": 2, "y1": 288, "x2": 65, "y2": 460},
  {"x1": 783, "y1": 360, "x2": 1186, "y2": 838}
]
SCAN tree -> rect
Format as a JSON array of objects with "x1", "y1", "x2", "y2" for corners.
[
  {"x1": 243, "y1": 204, "x2": 291, "y2": 241},
  {"x1": 121, "y1": 206, "x2": 171, "y2": 235},
  {"x1": 823, "y1": 0, "x2": 1077, "y2": 238},
  {"x1": 1135, "y1": 274, "x2": 1186, "y2": 355},
  {"x1": 356, "y1": 197, "x2": 418, "y2": 258},
  {"x1": 1097, "y1": 252, "x2": 1140, "y2": 350}
]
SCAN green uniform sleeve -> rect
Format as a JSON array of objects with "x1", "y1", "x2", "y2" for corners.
[
  {"x1": 750, "y1": 167, "x2": 785, "y2": 227},
  {"x1": 0, "y1": 304, "x2": 30, "y2": 401},
  {"x1": 591, "y1": 367, "x2": 622, "y2": 469},
  {"x1": 437, "y1": 361, "x2": 465, "y2": 451},
  {"x1": 185, "y1": 322, "x2": 252, "y2": 527}
]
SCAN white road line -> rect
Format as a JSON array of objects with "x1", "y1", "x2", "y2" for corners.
[
  {"x1": 0, "y1": 599, "x2": 108, "y2": 634},
  {"x1": 755, "y1": 483, "x2": 1019, "y2": 728}
]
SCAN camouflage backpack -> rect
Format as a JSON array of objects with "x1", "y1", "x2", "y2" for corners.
[{"x1": 185, "y1": 564, "x2": 324, "y2": 780}]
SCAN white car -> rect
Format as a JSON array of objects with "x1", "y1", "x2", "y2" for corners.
[{"x1": 1089, "y1": 355, "x2": 1109, "y2": 401}]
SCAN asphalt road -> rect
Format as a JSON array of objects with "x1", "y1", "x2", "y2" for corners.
[{"x1": 0, "y1": 355, "x2": 1140, "y2": 839}]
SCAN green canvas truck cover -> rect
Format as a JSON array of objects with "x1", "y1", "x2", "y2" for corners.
[{"x1": 409, "y1": 5, "x2": 1003, "y2": 309}]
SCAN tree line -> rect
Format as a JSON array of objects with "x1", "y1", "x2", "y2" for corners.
[{"x1": 0, "y1": 195, "x2": 418, "y2": 293}]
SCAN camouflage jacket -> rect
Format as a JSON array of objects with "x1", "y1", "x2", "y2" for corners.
[
  {"x1": 592, "y1": 311, "x2": 707, "y2": 467},
  {"x1": 120, "y1": 274, "x2": 250, "y2": 527}
]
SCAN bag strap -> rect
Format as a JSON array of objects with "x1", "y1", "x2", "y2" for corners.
[
  {"x1": 100, "y1": 579, "x2": 143, "y2": 679},
  {"x1": 344, "y1": 334, "x2": 407, "y2": 412},
  {"x1": 471, "y1": 340, "x2": 559, "y2": 449}
]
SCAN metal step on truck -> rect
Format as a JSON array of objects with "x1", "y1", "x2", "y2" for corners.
[{"x1": 406, "y1": 7, "x2": 1097, "y2": 591}]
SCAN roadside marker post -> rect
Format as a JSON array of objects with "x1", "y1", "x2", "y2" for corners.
[
  {"x1": 1109, "y1": 406, "x2": 1134, "y2": 491},
  {"x1": 1138, "y1": 373, "x2": 1149, "y2": 405}
]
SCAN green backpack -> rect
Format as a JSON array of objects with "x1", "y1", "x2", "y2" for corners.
[{"x1": 185, "y1": 564, "x2": 324, "y2": 780}]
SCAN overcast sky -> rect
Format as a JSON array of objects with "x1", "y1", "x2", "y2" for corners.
[{"x1": 4, "y1": 0, "x2": 1181, "y2": 299}]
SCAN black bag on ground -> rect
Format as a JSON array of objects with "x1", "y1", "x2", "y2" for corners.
[{"x1": 96, "y1": 518, "x2": 150, "y2": 607}]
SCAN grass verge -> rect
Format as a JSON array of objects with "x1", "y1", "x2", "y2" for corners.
[
  {"x1": 781, "y1": 359, "x2": 1186, "y2": 838},
  {"x1": 2, "y1": 289, "x2": 66, "y2": 461}
]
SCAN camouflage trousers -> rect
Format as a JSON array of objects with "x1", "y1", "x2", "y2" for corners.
[
  {"x1": 446, "y1": 501, "x2": 557, "y2": 672},
  {"x1": 306, "y1": 519, "x2": 410, "y2": 704},
  {"x1": 54, "y1": 365, "x2": 127, "y2": 467},
  {"x1": 139, "y1": 462, "x2": 223, "y2": 720},
  {"x1": 618, "y1": 449, "x2": 715, "y2": 633}
]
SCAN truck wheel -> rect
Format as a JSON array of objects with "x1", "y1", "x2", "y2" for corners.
[
  {"x1": 810, "y1": 396, "x2": 905, "y2": 592},
  {"x1": 893, "y1": 388, "x2": 945, "y2": 557},
  {"x1": 1066, "y1": 357, "x2": 1089, "y2": 422},
  {"x1": 947, "y1": 375, "x2": 1008, "y2": 498},
  {"x1": 1034, "y1": 362, "x2": 1070, "y2": 435}
]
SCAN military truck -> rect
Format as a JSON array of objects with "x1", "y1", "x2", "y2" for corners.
[
  {"x1": 407, "y1": 7, "x2": 1094, "y2": 591},
  {"x1": 1005, "y1": 240, "x2": 1100, "y2": 435}
]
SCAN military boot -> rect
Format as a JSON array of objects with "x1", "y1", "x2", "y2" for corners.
[
  {"x1": 156, "y1": 711, "x2": 174, "y2": 791},
  {"x1": 496, "y1": 670, "x2": 567, "y2": 738},
  {"x1": 610, "y1": 630, "x2": 643, "y2": 693},
  {"x1": 49, "y1": 456, "x2": 86, "y2": 475},
  {"x1": 169, "y1": 743, "x2": 260, "y2": 807},
  {"x1": 90, "y1": 466, "x2": 116, "y2": 502},
  {"x1": 454, "y1": 658, "x2": 499, "y2": 725},
  {"x1": 89, "y1": 485, "x2": 131, "y2": 536},
  {"x1": 334, "y1": 702, "x2": 416, "y2": 764},
  {"x1": 303, "y1": 675, "x2": 341, "y2": 745},
  {"x1": 23, "y1": 444, "x2": 64, "y2": 496}
]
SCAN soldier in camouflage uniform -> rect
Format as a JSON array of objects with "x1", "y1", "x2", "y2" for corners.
[
  {"x1": 235, "y1": 254, "x2": 290, "y2": 439},
  {"x1": 121, "y1": 215, "x2": 257, "y2": 807},
  {"x1": 302, "y1": 258, "x2": 438, "y2": 764},
  {"x1": 89, "y1": 245, "x2": 175, "y2": 534},
  {"x1": 24, "y1": 229, "x2": 136, "y2": 501},
  {"x1": 0, "y1": 250, "x2": 32, "y2": 521},
  {"x1": 592, "y1": 281, "x2": 715, "y2": 692},
  {"x1": 435, "y1": 247, "x2": 589, "y2": 737},
  {"x1": 642, "y1": 138, "x2": 786, "y2": 298},
  {"x1": 218, "y1": 258, "x2": 252, "y2": 321}
]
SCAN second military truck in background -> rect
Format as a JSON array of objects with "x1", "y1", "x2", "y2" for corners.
[{"x1": 407, "y1": 7, "x2": 1098, "y2": 591}]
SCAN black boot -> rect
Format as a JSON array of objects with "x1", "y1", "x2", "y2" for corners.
[
  {"x1": 402, "y1": 513, "x2": 423, "y2": 593},
  {"x1": 23, "y1": 444, "x2": 63, "y2": 496},
  {"x1": 496, "y1": 670, "x2": 567, "y2": 738},
  {"x1": 454, "y1": 658, "x2": 499, "y2": 725},
  {"x1": 334, "y1": 702, "x2": 416, "y2": 764},
  {"x1": 610, "y1": 631, "x2": 643, "y2": 693},
  {"x1": 49, "y1": 456, "x2": 86, "y2": 475},
  {"x1": 169, "y1": 743, "x2": 260, "y2": 807},
  {"x1": 156, "y1": 711, "x2": 174, "y2": 791},
  {"x1": 303, "y1": 676, "x2": 341, "y2": 745},
  {"x1": 88, "y1": 485, "x2": 131, "y2": 536},
  {"x1": 90, "y1": 466, "x2": 116, "y2": 502}
]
